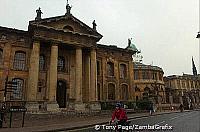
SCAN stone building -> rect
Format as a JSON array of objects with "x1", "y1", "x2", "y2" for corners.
[
  {"x1": 0, "y1": 4, "x2": 137, "y2": 112},
  {"x1": 164, "y1": 74, "x2": 200, "y2": 108},
  {"x1": 96, "y1": 44, "x2": 135, "y2": 102},
  {"x1": 133, "y1": 62, "x2": 165, "y2": 104}
]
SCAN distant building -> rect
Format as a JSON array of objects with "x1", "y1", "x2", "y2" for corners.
[
  {"x1": 164, "y1": 74, "x2": 200, "y2": 108},
  {"x1": 133, "y1": 62, "x2": 165, "y2": 104}
]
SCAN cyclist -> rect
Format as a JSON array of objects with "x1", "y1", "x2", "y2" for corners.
[{"x1": 111, "y1": 103, "x2": 128, "y2": 126}]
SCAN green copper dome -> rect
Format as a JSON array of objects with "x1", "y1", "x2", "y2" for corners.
[{"x1": 126, "y1": 38, "x2": 139, "y2": 52}]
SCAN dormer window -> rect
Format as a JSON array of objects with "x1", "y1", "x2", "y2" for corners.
[{"x1": 63, "y1": 25, "x2": 74, "y2": 31}]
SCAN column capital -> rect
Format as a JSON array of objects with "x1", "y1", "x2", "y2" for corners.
[
  {"x1": 51, "y1": 43, "x2": 59, "y2": 47},
  {"x1": 75, "y1": 46, "x2": 82, "y2": 50},
  {"x1": 91, "y1": 46, "x2": 97, "y2": 50},
  {"x1": 33, "y1": 40, "x2": 40, "y2": 44}
]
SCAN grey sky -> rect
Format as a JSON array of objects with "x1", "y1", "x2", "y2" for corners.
[{"x1": 0, "y1": 0, "x2": 199, "y2": 76}]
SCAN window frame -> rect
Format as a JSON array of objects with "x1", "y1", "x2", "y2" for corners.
[
  {"x1": 57, "y1": 56, "x2": 66, "y2": 72},
  {"x1": 10, "y1": 78, "x2": 24, "y2": 100},
  {"x1": 107, "y1": 62, "x2": 114, "y2": 76},
  {"x1": 120, "y1": 64, "x2": 127, "y2": 79},
  {"x1": 13, "y1": 51, "x2": 26, "y2": 71},
  {"x1": 108, "y1": 83, "x2": 115, "y2": 100},
  {"x1": 39, "y1": 55, "x2": 46, "y2": 71}
]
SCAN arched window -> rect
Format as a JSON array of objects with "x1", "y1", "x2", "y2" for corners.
[
  {"x1": 63, "y1": 25, "x2": 74, "y2": 31},
  {"x1": 108, "y1": 83, "x2": 115, "y2": 100},
  {"x1": 58, "y1": 56, "x2": 65, "y2": 72},
  {"x1": 13, "y1": 51, "x2": 26, "y2": 70},
  {"x1": 39, "y1": 55, "x2": 45, "y2": 71},
  {"x1": 0, "y1": 48, "x2": 3, "y2": 65},
  {"x1": 121, "y1": 84, "x2": 128, "y2": 100},
  {"x1": 11, "y1": 78, "x2": 23, "y2": 100},
  {"x1": 107, "y1": 62, "x2": 114, "y2": 76},
  {"x1": 120, "y1": 64, "x2": 127, "y2": 78}
]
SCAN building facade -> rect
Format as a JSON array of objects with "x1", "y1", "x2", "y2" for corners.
[
  {"x1": 133, "y1": 62, "x2": 165, "y2": 104},
  {"x1": 164, "y1": 74, "x2": 200, "y2": 109},
  {"x1": 96, "y1": 44, "x2": 135, "y2": 102},
  {"x1": 0, "y1": 5, "x2": 137, "y2": 112}
]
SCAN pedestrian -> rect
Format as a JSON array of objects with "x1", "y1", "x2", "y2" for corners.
[
  {"x1": 179, "y1": 104, "x2": 184, "y2": 112},
  {"x1": 149, "y1": 103, "x2": 154, "y2": 115}
]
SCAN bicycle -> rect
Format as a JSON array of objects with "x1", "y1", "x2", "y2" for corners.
[{"x1": 109, "y1": 120, "x2": 131, "y2": 132}]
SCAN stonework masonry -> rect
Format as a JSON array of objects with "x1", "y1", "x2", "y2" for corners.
[{"x1": 0, "y1": 5, "x2": 169, "y2": 112}]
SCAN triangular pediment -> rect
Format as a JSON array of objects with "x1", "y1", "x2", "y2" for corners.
[{"x1": 29, "y1": 14, "x2": 102, "y2": 39}]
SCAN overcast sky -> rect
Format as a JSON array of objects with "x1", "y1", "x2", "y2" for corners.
[{"x1": 0, "y1": 0, "x2": 199, "y2": 76}]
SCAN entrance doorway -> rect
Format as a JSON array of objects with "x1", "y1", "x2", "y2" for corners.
[{"x1": 56, "y1": 80, "x2": 67, "y2": 108}]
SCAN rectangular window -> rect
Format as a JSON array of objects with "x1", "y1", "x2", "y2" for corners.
[
  {"x1": 13, "y1": 52, "x2": 26, "y2": 71},
  {"x1": 134, "y1": 70, "x2": 140, "y2": 80},
  {"x1": 120, "y1": 64, "x2": 127, "y2": 79}
]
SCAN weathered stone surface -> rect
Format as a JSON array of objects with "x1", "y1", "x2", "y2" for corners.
[{"x1": 46, "y1": 102, "x2": 59, "y2": 112}]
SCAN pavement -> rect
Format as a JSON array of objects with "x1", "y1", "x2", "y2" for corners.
[{"x1": 0, "y1": 110, "x2": 185, "y2": 132}]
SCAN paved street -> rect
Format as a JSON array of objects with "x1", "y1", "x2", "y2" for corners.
[{"x1": 71, "y1": 110, "x2": 200, "y2": 132}]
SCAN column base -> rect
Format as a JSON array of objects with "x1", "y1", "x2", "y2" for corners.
[
  {"x1": 46, "y1": 101, "x2": 59, "y2": 112},
  {"x1": 26, "y1": 102, "x2": 40, "y2": 112},
  {"x1": 74, "y1": 102, "x2": 101, "y2": 111},
  {"x1": 89, "y1": 102, "x2": 101, "y2": 111},
  {"x1": 74, "y1": 102, "x2": 86, "y2": 111}
]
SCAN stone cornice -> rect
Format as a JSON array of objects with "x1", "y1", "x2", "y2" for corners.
[
  {"x1": 29, "y1": 14, "x2": 103, "y2": 40},
  {"x1": 32, "y1": 36, "x2": 92, "y2": 48},
  {"x1": 97, "y1": 44, "x2": 135, "y2": 54},
  {"x1": 30, "y1": 24, "x2": 102, "y2": 41},
  {"x1": 0, "y1": 26, "x2": 28, "y2": 35}
]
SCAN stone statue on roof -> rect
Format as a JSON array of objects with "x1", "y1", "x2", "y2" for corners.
[
  {"x1": 66, "y1": 0, "x2": 72, "y2": 15},
  {"x1": 126, "y1": 38, "x2": 138, "y2": 52},
  {"x1": 35, "y1": 7, "x2": 43, "y2": 20},
  {"x1": 92, "y1": 20, "x2": 97, "y2": 31}
]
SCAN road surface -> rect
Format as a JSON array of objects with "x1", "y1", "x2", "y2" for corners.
[{"x1": 69, "y1": 110, "x2": 200, "y2": 132}]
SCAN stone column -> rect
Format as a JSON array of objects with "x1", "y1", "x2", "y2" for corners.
[
  {"x1": 75, "y1": 47, "x2": 82, "y2": 102},
  {"x1": 90, "y1": 49, "x2": 97, "y2": 101},
  {"x1": 27, "y1": 41, "x2": 40, "y2": 111},
  {"x1": 85, "y1": 54, "x2": 90, "y2": 102},
  {"x1": 27, "y1": 41, "x2": 40, "y2": 100},
  {"x1": 47, "y1": 44, "x2": 59, "y2": 111},
  {"x1": 49, "y1": 44, "x2": 58, "y2": 101},
  {"x1": 90, "y1": 49, "x2": 101, "y2": 111}
]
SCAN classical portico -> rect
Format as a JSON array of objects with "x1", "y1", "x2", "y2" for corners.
[{"x1": 26, "y1": 5, "x2": 102, "y2": 111}]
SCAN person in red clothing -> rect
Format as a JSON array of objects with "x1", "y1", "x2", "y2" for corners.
[{"x1": 111, "y1": 103, "x2": 128, "y2": 126}]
